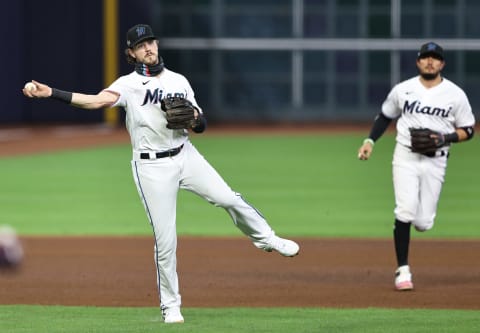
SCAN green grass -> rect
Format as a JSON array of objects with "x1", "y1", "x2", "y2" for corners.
[
  {"x1": 0, "y1": 133, "x2": 479, "y2": 238},
  {"x1": 0, "y1": 305, "x2": 479, "y2": 333}
]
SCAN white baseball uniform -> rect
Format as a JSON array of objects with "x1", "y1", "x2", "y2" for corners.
[
  {"x1": 106, "y1": 68, "x2": 279, "y2": 311},
  {"x1": 381, "y1": 75, "x2": 475, "y2": 230}
]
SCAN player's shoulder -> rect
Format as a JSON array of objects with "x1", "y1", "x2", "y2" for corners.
[
  {"x1": 111, "y1": 71, "x2": 141, "y2": 85},
  {"x1": 440, "y1": 77, "x2": 463, "y2": 90},
  {"x1": 397, "y1": 76, "x2": 419, "y2": 88},
  {"x1": 161, "y1": 68, "x2": 189, "y2": 81},
  {"x1": 438, "y1": 77, "x2": 470, "y2": 99},
  {"x1": 388, "y1": 76, "x2": 418, "y2": 96}
]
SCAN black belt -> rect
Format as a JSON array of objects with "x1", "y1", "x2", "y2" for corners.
[
  {"x1": 405, "y1": 144, "x2": 449, "y2": 158},
  {"x1": 422, "y1": 150, "x2": 449, "y2": 158},
  {"x1": 140, "y1": 144, "x2": 184, "y2": 159}
]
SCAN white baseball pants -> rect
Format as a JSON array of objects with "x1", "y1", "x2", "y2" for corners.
[
  {"x1": 392, "y1": 143, "x2": 448, "y2": 231},
  {"x1": 131, "y1": 140, "x2": 276, "y2": 310}
]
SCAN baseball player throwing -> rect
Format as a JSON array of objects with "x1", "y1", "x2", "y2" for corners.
[
  {"x1": 22, "y1": 24, "x2": 299, "y2": 323},
  {"x1": 357, "y1": 42, "x2": 475, "y2": 291}
]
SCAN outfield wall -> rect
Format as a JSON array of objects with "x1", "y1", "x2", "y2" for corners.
[{"x1": 4, "y1": 1, "x2": 480, "y2": 125}]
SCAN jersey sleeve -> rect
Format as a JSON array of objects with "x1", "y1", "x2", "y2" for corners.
[
  {"x1": 381, "y1": 84, "x2": 401, "y2": 119},
  {"x1": 182, "y1": 76, "x2": 203, "y2": 114},
  {"x1": 454, "y1": 89, "x2": 476, "y2": 128},
  {"x1": 104, "y1": 77, "x2": 128, "y2": 108}
]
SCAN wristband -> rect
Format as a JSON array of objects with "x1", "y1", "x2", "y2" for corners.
[
  {"x1": 363, "y1": 138, "x2": 375, "y2": 146},
  {"x1": 444, "y1": 132, "x2": 459, "y2": 143},
  {"x1": 51, "y1": 88, "x2": 73, "y2": 104}
]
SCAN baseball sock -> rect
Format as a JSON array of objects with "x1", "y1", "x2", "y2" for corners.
[{"x1": 393, "y1": 219, "x2": 411, "y2": 267}]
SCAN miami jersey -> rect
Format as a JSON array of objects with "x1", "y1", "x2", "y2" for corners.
[
  {"x1": 106, "y1": 68, "x2": 202, "y2": 152},
  {"x1": 382, "y1": 76, "x2": 475, "y2": 147}
]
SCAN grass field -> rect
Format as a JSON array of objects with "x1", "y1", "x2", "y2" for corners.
[
  {"x1": 0, "y1": 133, "x2": 478, "y2": 238},
  {"x1": 1, "y1": 306, "x2": 479, "y2": 333},
  {"x1": 1, "y1": 133, "x2": 479, "y2": 332}
]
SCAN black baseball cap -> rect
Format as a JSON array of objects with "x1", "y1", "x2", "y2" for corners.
[
  {"x1": 417, "y1": 42, "x2": 444, "y2": 60},
  {"x1": 126, "y1": 24, "x2": 157, "y2": 48}
]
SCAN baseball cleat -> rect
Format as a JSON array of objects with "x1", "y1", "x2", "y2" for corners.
[
  {"x1": 263, "y1": 236, "x2": 300, "y2": 257},
  {"x1": 395, "y1": 265, "x2": 414, "y2": 291},
  {"x1": 162, "y1": 307, "x2": 184, "y2": 324}
]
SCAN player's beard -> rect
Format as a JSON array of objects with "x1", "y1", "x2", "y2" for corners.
[
  {"x1": 143, "y1": 54, "x2": 158, "y2": 66},
  {"x1": 420, "y1": 72, "x2": 439, "y2": 81}
]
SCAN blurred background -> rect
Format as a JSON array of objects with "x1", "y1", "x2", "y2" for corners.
[{"x1": 3, "y1": 0, "x2": 480, "y2": 126}]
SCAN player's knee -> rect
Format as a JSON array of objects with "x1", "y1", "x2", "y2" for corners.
[
  {"x1": 413, "y1": 218, "x2": 434, "y2": 232},
  {"x1": 212, "y1": 192, "x2": 245, "y2": 209},
  {"x1": 395, "y1": 211, "x2": 415, "y2": 225}
]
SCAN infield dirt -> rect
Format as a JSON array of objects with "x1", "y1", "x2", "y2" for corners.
[{"x1": 1, "y1": 236, "x2": 479, "y2": 309}]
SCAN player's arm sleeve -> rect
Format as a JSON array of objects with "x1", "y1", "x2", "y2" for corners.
[
  {"x1": 183, "y1": 77, "x2": 207, "y2": 133},
  {"x1": 458, "y1": 126, "x2": 474, "y2": 140},
  {"x1": 366, "y1": 87, "x2": 398, "y2": 142},
  {"x1": 367, "y1": 112, "x2": 394, "y2": 142},
  {"x1": 103, "y1": 79, "x2": 126, "y2": 108},
  {"x1": 453, "y1": 92, "x2": 475, "y2": 141},
  {"x1": 182, "y1": 77, "x2": 201, "y2": 112}
]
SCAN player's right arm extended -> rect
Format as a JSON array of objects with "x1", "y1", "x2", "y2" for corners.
[
  {"x1": 22, "y1": 80, "x2": 118, "y2": 110},
  {"x1": 70, "y1": 90, "x2": 119, "y2": 109}
]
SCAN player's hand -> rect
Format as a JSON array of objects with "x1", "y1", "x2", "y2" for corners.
[
  {"x1": 22, "y1": 80, "x2": 52, "y2": 99},
  {"x1": 430, "y1": 132, "x2": 446, "y2": 147},
  {"x1": 358, "y1": 141, "x2": 374, "y2": 160}
]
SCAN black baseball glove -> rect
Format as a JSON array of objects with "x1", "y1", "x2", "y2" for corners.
[
  {"x1": 409, "y1": 128, "x2": 445, "y2": 154},
  {"x1": 161, "y1": 97, "x2": 197, "y2": 130}
]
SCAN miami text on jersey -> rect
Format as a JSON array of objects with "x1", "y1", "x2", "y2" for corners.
[
  {"x1": 403, "y1": 100, "x2": 451, "y2": 117},
  {"x1": 141, "y1": 88, "x2": 185, "y2": 106}
]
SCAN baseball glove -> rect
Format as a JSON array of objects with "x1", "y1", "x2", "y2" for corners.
[
  {"x1": 161, "y1": 97, "x2": 197, "y2": 130},
  {"x1": 409, "y1": 128, "x2": 445, "y2": 154}
]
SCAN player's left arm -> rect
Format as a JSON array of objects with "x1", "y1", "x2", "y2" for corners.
[
  {"x1": 184, "y1": 80, "x2": 207, "y2": 133},
  {"x1": 191, "y1": 110, "x2": 207, "y2": 133},
  {"x1": 429, "y1": 126, "x2": 474, "y2": 149},
  {"x1": 448, "y1": 92, "x2": 476, "y2": 144},
  {"x1": 451, "y1": 126, "x2": 475, "y2": 142}
]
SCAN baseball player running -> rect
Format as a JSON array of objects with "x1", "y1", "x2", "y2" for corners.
[
  {"x1": 357, "y1": 42, "x2": 475, "y2": 291},
  {"x1": 22, "y1": 24, "x2": 299, "y2": 323}
]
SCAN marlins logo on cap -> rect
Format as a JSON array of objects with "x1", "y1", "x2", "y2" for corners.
[
  {"x1": 126, "y1": 24, "x2": 157, "y2": 48},
  {"x1": 417, "y1": 42, "x2": 444, "y2": 60}
]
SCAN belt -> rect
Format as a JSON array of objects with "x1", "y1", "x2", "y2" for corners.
[
  {"x1": 404, "y1": 143, "x2": 449, "y2": 158},
  {"x1": 140, "y1": 144, "x2": 184, "y2": 159},
  {"x1": 421, "y1": 150, "x2": 449, "y2": 158}
]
